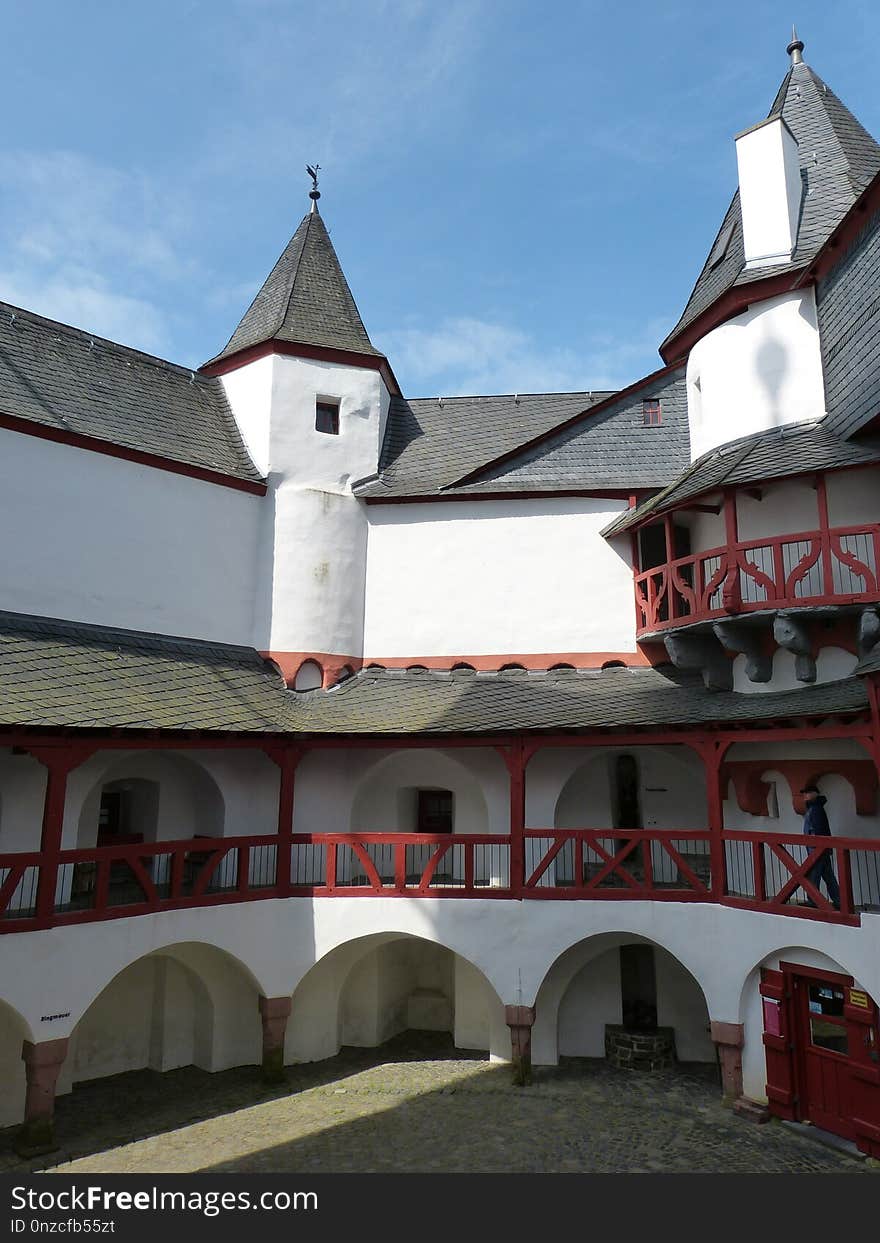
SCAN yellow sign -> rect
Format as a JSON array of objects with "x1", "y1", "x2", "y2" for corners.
[{"x1": 849, "y1": 989, "x2": 870, "y2": 1009}]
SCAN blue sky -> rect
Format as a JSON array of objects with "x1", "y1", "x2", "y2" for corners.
[{"x1": 2, "y1": 1, "x2": 879, "y2": 396}]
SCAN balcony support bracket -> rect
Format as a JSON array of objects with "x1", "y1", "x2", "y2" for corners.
[
  {"x1": 712, "y1": 620, "x2": 772, "y2": 683},
  {"x1": 773, "y1": 614, "x2": 816, "y2": 683},
  {"x1": 664, "y1": 632, "x2": 732, "y2": 691}
]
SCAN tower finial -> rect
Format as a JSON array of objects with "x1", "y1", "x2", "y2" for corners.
[
  {"x1": 306, "y1": 163, "x2": 321, "y2": 212},
  {"x1": 786, "y1": 24, "x2": 804, "y2": 65}
]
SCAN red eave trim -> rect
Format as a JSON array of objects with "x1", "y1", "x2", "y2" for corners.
[
  {"x1": 660, "y1": 269, "x2": 807, "y2": 366},
  {"x1": 200, "y1": 338, "x2": 402, "y2": 397},
  {"x1": 444, "y1": 363, "x2": 685, "y2": 490},
  {"x1": 362, "y1": 488, "x2": 648, "y2": 505},
  {"x1": 804, "y1": 173, "x2": 880, "y2": 284},
  {"x1": 0, "y1": 411, "x2": 267, "y2": 496},
  {"x1": 618, "y1": 457, "x2": 880, "y2": 537}
]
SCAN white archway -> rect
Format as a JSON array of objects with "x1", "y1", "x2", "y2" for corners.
[{"x1": 286, "y1": 932, "x2": 507, "y2": 1066}]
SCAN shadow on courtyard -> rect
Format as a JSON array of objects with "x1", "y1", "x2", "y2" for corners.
[{"x1": 1, "y1": 1033, "x2": 870, "y2": 1175}]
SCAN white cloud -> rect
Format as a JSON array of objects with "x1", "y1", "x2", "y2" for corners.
[
  {"x1": 381, "y1": 314, "x2": 669, "y2": 397},
  {"x1": 0, "y1": 268, "x2": 170, "y2": 355},
  {"x1": 0, "y1": 150, "x2": 198, "y2": 356}
]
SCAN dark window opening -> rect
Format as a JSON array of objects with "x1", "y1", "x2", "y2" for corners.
[
  {"x1": 643, "y1": 398, "x2": 662, "y2": 426},
  {"x1": 417, "y1": 789, "x2": 453, "y2": 833},
  {"x1": 315, "y1": 400, "x2": 340, "y2": 435},
  {"x1": 620, "y1": 945, "x2": 658, "y2": 1031},
  {"x1": 613, "y1": 754, "x2": 642, "y2": 832},
  {"x1": 98, "y1": 790, "x2": 127, "y2": 838}
]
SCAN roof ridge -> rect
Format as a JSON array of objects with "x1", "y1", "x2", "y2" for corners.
[
  {"x1": 0, "y1": 298, "x2": 212, "y2": 385},
  {"x1": 0, "y1": 608, "x2": 267, "y2": 660},
  {"x1": 275, "y1": 211, "x2": 313, "y2": 340}
]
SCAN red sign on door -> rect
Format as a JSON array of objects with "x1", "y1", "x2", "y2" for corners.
[{"x1": 763, "y1": 997, "x2": 782, "y2": 1037}]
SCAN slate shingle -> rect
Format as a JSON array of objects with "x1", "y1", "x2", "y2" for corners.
[
  {"x1": 0, "y1": 302, "x2": 262, "y2": 483},
  {"x1": 662, "y1": 61, "x2": 880, "y2": 357},
  {"x1": 208, "y1": 208, "x2": 381, "y2": 365},
  {"x1": 601, "y1": 421, "x2": 880, "y2": 537}
]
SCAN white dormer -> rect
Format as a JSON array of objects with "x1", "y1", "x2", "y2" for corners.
[{"x1": 735, "y1": 114, "x2": 802, "y2": 269}]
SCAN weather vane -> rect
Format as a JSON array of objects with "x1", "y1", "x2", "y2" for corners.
[{"x1": 306, "y1": 164, "x2": 321, "y2": 206}]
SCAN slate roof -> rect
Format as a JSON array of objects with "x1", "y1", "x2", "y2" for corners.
[
  {"x1": 601, "y1": 420, "x2": 880, "y2": 537},
  {"x1": 0, "y1": 301, "x2": 262, "y2": 483},
  {"x1": 0, "y1": 612, "x2": 291, "y2": 733},
  {"x1": 441, "y1": 369, "x2": 689, "y2": 496},
  {"x1": 292, "y1": 665, "x2": 868, "y2": 735},
  {"x1": 0, "y1": 611, "x2": 866, "y2": 736},
  {"x1": 662, "y1": 59, "x2": 880, "y2": 358},
  {"x1": 354, "y1": 391, "x2": 615, "y2": 498},
  {"x1": 854, "y1": 647, "x2": 880, "y2": 677},
  {"x1": 208, "y1": 207, "x2": 381, "y2": 366}
]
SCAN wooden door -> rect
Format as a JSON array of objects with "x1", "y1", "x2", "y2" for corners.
[
  {"x1": 846, "y1": 986, "x2": 880, "y2": 1158},
  {"x1": 791, "y1": 974, "x2": 855, "y2": 1140}
]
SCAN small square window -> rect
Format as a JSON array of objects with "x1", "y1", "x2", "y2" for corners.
[
  {"x1": 315, "y1": 400, "x2": 340, "y2": 435},
  {"x1": 643, "y1": 399, "x2": 662, "y2": 426}
]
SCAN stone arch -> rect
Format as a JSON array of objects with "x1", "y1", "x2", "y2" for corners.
[
  {"x1": 66, "y1": 941, "x2": 263, "y2": 1090},
  {"x1": 551, "y1": 744, "x2": 706, "y2": 830},
  {"x1": 350, "y1": 748, "x2": 494, "y2": 835},
  {"x1": 285, "y1": 932, "x2": 507, "y2": 1066},
  {"x1": 71, "y1": 751, "x2": 225, "y2": 849},
  {"x1": 0, "y1": 997, "x2": 33, "y2": 1128},
  {"x1": 294, "y1": 660, "x2": 323, "y2": 692},
  {"x1": 532, "y1": 931, "x2": 714, "y2": 1067},
  {"x1": 736, "y1": 943, "x2": 867, "y2": 1103}
]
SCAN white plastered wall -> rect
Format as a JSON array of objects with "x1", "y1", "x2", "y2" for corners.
[
  {"x1": 731, "y1": 645, "x2": 858, "y2": 693},
  {"x1": 0, "y1": 899, "x2": 878, "y2": 1123},
  {"x1": 0, "y1": 428, "x2": 263, "y2": 646},
  {"x1": 826, "y1": 466, "x2": 880, "y2": 527},
  {"x1": 0, "y1": 751, "x2": 47, "y2": 852},
  {"x1": 222, "y1": 353, "x2": 391, "y2": 658},
  {"x1": 364, "y1": 498, "x2": 636, "y2": 658},
  {"x1": 686, "y1": 290, "x2": 826, "y2": 462}
]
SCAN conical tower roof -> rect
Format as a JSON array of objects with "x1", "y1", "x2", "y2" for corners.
[
  {"x1": 207, "y1": 205, "x2": 381, "y2": 367},
  {"x1": 662, "y1": 44, "x2": 880, "y2": 359}
]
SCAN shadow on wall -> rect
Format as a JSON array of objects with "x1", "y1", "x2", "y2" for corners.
[
  {"x1": 754, "y1": 335, "x2": 790, "y2": 428},
  {"x1": 285, "y1": 932, "x2": 507, "y2": 1067}
]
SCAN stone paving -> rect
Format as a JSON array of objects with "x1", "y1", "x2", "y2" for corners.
[{"x1": 1, "y1": 1034, "x2": 875, "y2": 1175}]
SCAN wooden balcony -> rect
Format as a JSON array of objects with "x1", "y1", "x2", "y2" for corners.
[
  {"x1": 2, "y1": 828, "x2": 878, "y2": 931},
  {"x1": 634, "y1": 522, "x2": 880, "y2": 638}
]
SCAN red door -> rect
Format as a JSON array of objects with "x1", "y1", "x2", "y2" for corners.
[
  {"x1": 846, "y1": 986, "x2": 880, "y2": 1158},
  {"x1": 791, "y1": 974, "x2": 855, "y2": 1140},
  {"x1": 761, "y1": 964, "x2": 880, "y2": 1156}
]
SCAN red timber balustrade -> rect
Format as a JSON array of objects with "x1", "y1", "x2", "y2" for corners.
[
  {"x1": 632, "y1": 483, "x2": 880, "y2": 637},
  {"x1": 1, "y1": 729, "x2": 880, "y2": 931}
]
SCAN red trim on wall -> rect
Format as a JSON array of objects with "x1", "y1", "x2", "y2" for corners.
[
  {"x1": 362, "y1": 488, "x2": 646, "y2": 506},
  {"x1": 200, "y1": 339, "x2": 402, "y2": 397},
  {"x1": 722, "y1": 758, "x2": 878, "y2": 815},
  {"x1": 444, "y1": 363, "x2": 685, "y2": 489},
  {"x1": 0, "y1": 411, "x2": 267, "y2": 496},
  {"x1": 805, "y1": 174, "x2": 880, "y2": 284},
  {"x1": 660, "y1": 270, "x2": 806, "y2": 366},
  {"x1": 262, "y1": 649, "x2": 658, "y2": 686}
]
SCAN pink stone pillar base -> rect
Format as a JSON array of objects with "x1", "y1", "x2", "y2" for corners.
[
  {"x1": 15, "y1": 1037, "x2": 69, "y2": 1157},
  {"x1": 505, "y1": 1005, "x2": 536, "y2": 1087},
  {"x1": 259, "y1": 996, "x2": 292, "y2": 1083},
  {"x1": 710, "y1": 1020, "x2": 744, "y2": 1103}
]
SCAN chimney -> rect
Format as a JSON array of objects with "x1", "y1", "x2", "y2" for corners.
[{"x1": 734, "y1": 114, "x2": 802, "y2": 268}]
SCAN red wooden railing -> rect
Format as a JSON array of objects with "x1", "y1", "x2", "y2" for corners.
[
  {"x1": 1, "y1": 829, "x2": 878, "y2": 931},
  {"x1": 634, "y1": 522, "x2": 880, "y2": 636}
]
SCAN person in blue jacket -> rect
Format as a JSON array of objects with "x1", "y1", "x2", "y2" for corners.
[{"x1": 801, "y1": 784, "x2": 840, "y2": 910}]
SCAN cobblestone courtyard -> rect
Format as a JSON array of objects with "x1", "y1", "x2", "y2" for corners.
[{"x1": 2, "y1": 1035, "x2": 875, "y2": 1175}]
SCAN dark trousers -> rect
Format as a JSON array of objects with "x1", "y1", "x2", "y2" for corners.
[{"x1": 806, "y1": 846, "x2": 840, "y2": 909}]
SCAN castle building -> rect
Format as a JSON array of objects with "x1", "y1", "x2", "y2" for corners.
[{"x1": 2, "y1": 33, "x2": 880, "y2": 1158}]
